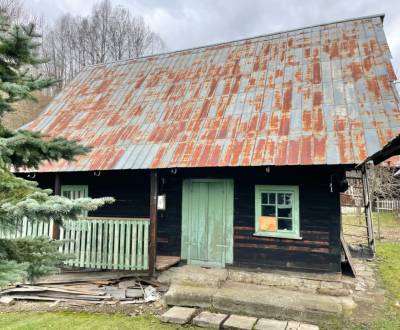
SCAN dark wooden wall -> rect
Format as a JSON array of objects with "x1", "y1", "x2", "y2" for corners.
[
  {"x1": 233, "y1": 173, "x2": 341, "y2": 272},
  {"x1": 31, "y1": 170, "x2": 150, "y2": 218},
  {"x1": 30, "y1": 165, "x2": 345, "y2": 273},
  {"x1": 156, "y1": 166, "x2": 343, "y2": 272}
]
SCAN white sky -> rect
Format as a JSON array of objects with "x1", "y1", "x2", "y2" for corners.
[{"x1": 24, "y1": 0, "x2": 400, "y2": 78}]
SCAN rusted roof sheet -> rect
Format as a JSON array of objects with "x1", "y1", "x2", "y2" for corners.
[
  {"x1": 357, "y1": 134, "x2": 400, "y2": 167},
  {"x1": 24, "y1": 14, "x2": 400, "y2": 172}
]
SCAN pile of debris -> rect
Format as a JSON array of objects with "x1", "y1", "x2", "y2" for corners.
[{"x1": 0, "y1": 271, "x2": 165, "y2": 307}]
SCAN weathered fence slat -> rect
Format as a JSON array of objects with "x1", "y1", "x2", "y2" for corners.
[
  {"x1": 0, "y1": 218, "x2": 53, "y2": 239},
  {"x1": 108, "y1": 221, "x2": 114, "y2": 269},
  {"x1": 60, "y1": 218, "x2": 149, "y2": 270},
  {"x1": 131, "y1": 222, "x2": 137, "y2": 269},
  {"x1": 376, "y1": 199, "x2": 400, "y2": 212},
  {"x1": 1, "y1": 217, "x2": 149, "y2": 271},
  {"x1": 137, "y1": 222, "x2": 143, "y2": 270}
]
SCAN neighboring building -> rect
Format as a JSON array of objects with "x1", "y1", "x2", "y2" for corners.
[
  {"x1": 340, "y1": 170, "x2": 364, "y2": 215},
  {"x1": 21, "y1": 14, "x2": 400, "y2": 274}
]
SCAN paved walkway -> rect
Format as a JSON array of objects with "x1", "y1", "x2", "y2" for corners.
[{"x1": 161, "y1": 306, "x2": 319, "y2": 329}]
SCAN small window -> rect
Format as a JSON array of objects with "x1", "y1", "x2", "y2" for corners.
[
  {"x1": 255, "y1": 185, "x2": 300, "y2": 239},
  {"x1": 61, "y1": 185, "x2": 89, "y2": 216},
  {"x1": 61, "y1": 185, "x2": 88, "y2": 199}
]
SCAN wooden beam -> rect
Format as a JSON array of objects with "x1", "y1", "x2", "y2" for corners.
[
  {"x1": 52, "y1": 173, "x2": 61, "y2": 240},
  {"x1": 361, "y1": 166, "x2": 375, "y2": 254},
  {"x1": 148, "y1": 170, "x2": 158, "y2": 277}
]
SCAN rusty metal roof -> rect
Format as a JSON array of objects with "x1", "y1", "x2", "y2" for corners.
[
  {"x1": 24, "y1": 14, "x2": 400, "y2": 172},
  {"x1": 357, "y1": 133, "x2": 400, "y2": 167}
]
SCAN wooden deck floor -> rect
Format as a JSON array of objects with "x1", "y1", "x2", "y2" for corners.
[{"x1": 156, "y1": 256, "x2": 181, "y2": 271}]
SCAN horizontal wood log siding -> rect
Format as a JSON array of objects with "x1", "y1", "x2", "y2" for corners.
[
  {"x1": 233, "y1": 180, "x2": 341, "y2": 272},
  {"x1": 29, "y1": 166, "x2": 344, "y2": 272}
]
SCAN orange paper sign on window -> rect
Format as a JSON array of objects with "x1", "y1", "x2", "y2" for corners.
[{"x1": 259, "y1": 216, "x2": 277, "y2": 232}]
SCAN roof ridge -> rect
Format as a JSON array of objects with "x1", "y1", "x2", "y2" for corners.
[{"x1": 82, "y1": 13, "x2": 385, "y2": 71}]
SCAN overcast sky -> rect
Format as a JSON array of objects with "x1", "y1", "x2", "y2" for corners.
[{"x1": 25, "y1": 0, "x2": 400, "y2": 77}]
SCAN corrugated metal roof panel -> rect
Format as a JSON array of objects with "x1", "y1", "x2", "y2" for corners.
[{"x1": 23, "y1": 14, "x2": 400, "y2": 172}]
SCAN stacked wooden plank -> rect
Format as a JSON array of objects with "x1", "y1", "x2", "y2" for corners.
[{"x1": 0, "y1": 273, "x2": 164, "y2": 307}]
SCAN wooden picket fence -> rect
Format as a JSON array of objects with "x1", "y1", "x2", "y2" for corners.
[
  {"x1": 0, "y1": 217, "x2": 53, "y2": 239},
  {"x1": 376, "y1": 199, "x2": 400, "y2": 212},
  {"x1": 59, "y1": 217, "x2": 149, "y2": 271},
  {"x1": 0, "y1": 217, "x2": 149, "y2": 271}
]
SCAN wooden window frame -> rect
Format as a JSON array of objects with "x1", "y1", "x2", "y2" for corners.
[
  {"x1": 254, "y1": 185, "x2": 301, "y2": 240},
  {"x1": 61, "y1": 185, "x2": 89, "y2": 199},
  {"x1": 61, "y1": 185, "x2": 89, "y2": 217}
]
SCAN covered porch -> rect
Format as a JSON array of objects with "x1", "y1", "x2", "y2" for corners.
[
  {"x1": 7, "y1": 169, "x2": 173, "y2": 277},
  {"x1": 0, "y1": 214, "x2": 180, "y2": 276},
  {"x1": 14, "y1": 164, "x2": 347, "y2": 276}
]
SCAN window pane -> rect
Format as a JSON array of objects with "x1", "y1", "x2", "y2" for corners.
[
  {"x1": 277, "y1": 193, "x2": 285, "y2": 205},
  {"x1": 261, "y1": 193, "x2": 268, "y2": 204},
  {"x1": 278, "y1": 206, "x2": 292, "y2": 218},
  {"x1": 268, "y1": 193, "x2": 275, "y2": 204},
  {"x1": 278, "y1": 218, "x2": 293, "y2": 230},
  {"x1": 262, "y1": 205, "x2": 275, "y2": 217},
  {"x1": 285, "y1": 193, "x2": 292, "y2": 206}
]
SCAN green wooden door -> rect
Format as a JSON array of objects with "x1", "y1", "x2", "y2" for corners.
[{"x1": 182, "y1": 179, "x2": 233, "y2": 267}]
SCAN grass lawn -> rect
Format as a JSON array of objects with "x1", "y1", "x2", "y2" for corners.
[
  {"x1": 0, "y1": 311, "x2": 203, "y2": 330},
  {"x1": 370, "y1": 242, "x2": 400, "y2": 329},
  {"x1": 349, "y1": 241, "x2": 400, "y2": 330}
]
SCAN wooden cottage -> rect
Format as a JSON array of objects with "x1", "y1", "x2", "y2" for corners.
[{"x1": 21, "y1": 14, "x2": 400, "y2": 274}]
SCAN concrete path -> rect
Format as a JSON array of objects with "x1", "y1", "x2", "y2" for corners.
[{"x1": 160, "y1": 307, "x2": 320, "y2": 329}]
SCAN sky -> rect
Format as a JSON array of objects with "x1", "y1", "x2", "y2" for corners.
[{"x1": 25, "y1": 0, "x2": 400, "y2": 78}]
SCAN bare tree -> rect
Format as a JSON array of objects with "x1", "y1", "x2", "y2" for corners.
[
  {"x1": 368, "y1": 165, "x2": 400, "y2": 203},
  {"x1": 0, "y1": 0, "x2": 23, "y2": 22},
  {"x1": 40, "y1": 0, "x2": 166, "y2": 92},
  {"x1": 0, "y1": 0, "x2": 43, "y2": 25}
]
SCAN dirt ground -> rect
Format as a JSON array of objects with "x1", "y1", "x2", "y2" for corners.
[{"x1": 0, "y1": 298, "x2": 167, "y2": 317}]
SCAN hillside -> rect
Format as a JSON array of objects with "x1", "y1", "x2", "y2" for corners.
[{"x1": 2, "y1": 92, "x2": 52, "y2": 129}]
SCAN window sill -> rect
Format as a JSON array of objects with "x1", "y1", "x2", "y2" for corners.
[{"x1": 253, "y1": 232, "x2": 302, "y2": 240}]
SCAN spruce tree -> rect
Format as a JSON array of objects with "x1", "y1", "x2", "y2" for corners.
[{"x1": 0, "y1": 12, "x2": 113, "y2": 286}]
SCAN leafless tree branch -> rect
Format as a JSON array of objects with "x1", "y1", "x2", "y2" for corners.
[{"x1": 39, "y1": 0, "x2": 166, "y2": 93}]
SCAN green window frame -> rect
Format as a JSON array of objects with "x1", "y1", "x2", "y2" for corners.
[
  {"x1": 61, "y1": 185, "x2": 88, "y2": 199},
  {"x1": 61, "y1": 185, "x2": 89, "y2": 217},
  {"x1": 254, "y1": 185, "x2": 301, "y2": 239}
]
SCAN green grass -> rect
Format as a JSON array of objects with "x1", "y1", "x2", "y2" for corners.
[
  {"x1": 0, "y1": 312, "x2": 202, "y2": 330},
  {"x1": 376, "y1": 242, "x2": 400, "y2": 299},
  {"x1": 374, "y1": 212, "x2": 400, "y2": 228},
  {"x1": 317, "y1": 240, "x2": 400, "y2": 330},
  {"x1": 343, "y1": 212, "x2": 399, "y2": 228},
  {"x1": 351, "y1": 242, "x2": 400, "y2": 330}
]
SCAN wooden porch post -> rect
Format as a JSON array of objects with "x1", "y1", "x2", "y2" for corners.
[
  {"x1": 52, "y1": 173, "x2": 61, "y2": 240},
  {"x1": 361, "y1": 165, "x2": 375, "y2": 254},
  {"x1": 149, "y1": 170, "x2": 158, "y2": 277}
]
